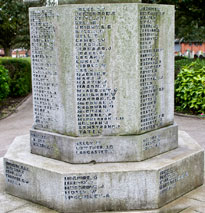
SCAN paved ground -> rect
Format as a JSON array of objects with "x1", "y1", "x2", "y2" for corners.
[
  {"x1": 0, "y1": 95, "x2": 33, "y2": 157},
  {"x1": 0, "y1": 96, "x2": 205, "y2": 212},
  {"x1": 175, "y1": 115, "x2": 205, "y2": 150}
]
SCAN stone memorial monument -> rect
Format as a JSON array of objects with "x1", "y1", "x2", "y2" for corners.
[{"x1": 3, "y1": 0, "x2": 204, "y2": 212}]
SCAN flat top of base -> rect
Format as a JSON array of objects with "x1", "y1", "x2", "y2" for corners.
[{"x1": 4, "y1": 131, "x2": 203, "y2": 174}]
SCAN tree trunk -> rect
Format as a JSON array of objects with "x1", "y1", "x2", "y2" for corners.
[{"x1": 4, "y1": 47, "x2": 12, "y2": 57}]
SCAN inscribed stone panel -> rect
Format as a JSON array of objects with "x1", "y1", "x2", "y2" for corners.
[{"x1": 30, "y1": 4, "x2": 174, "y2": 136}]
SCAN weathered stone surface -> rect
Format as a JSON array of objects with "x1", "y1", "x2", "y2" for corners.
[
  {"x1": 1, "y1": 157, "x2": 205, "y2": 213},
  {"x1": 4, "y1": 131, "x2": 204, "y2": 212},
  {"x1": 30, "y1": 124, "x2": 178, "y2": 163},
  {"x1": 30, "y1": 3, "x2": 174, "y2": 137},
  {"x1": 24, "y1": 0, "x2": 141, "y2": 5}
]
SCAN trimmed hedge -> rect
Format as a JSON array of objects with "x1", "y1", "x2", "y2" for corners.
[
  {"x1": 0, "y1": 58, "x2": 31, "y2": 97},
  {"x1": 0, "y1": 65, "x2": 10, "y2": 100},
  {"x1": 175, "y1": 60, "x2": 205, "y2": 114}
]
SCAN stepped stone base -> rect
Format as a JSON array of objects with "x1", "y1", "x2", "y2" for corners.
[
  {"x1": 30, "y1": 124, "x2": 178, "y2": 163},
  {"x1": 1, "y1": 158, "x2": 205, "y2": 213},
  {"x1": 3, "y1": 131, "x2": 204, "y2": 212}
]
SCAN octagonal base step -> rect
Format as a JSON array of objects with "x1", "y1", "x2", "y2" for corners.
[
  {"x1": 30, "y1": 124, "x2": 178, "y2": 163},
  {"x1": 3, "y1": 131, "x2": 204, "y2": 212}
]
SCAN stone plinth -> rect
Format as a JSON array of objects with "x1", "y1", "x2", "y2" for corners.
[
  {"x1": 4, "y1": 131, "x2": 204, "y2": 212},
  {"x1": 3, "y1": 1, "x2": 204, "y2": 212},
  {"x1": 30, "y1": 3, "x2": 174, "y2": 137},
  {"x1": 30, "y1": 124, "x2": 178, "y2": 163}
]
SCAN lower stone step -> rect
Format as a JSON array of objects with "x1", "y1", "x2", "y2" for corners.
[{"x1": 3, "y1": 131, "x2": 204, "y2": 212}]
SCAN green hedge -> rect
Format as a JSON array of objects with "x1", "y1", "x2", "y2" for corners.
[
  {"x1": 0, "y1": 58, "x2": 31, "y2": 97},
  {"x1": 175, "y1": 60, "x2": 205, "y2": 114},
  {"x1": 0, "y1": 65, "x2": 10, "y2": 100}
]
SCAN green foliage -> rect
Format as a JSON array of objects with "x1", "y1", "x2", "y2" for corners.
[
  {"x1": 0, "y1": 58, "x2": 31, "y2": 97},
  {"x1": 0, "y1": 0, "x2": 44, "y2": 56},
  {"x1": 175, "y1": 58, "x2": 195, "y2": 78},
  {"x1": 175, "y1": 60, "x2": 205, "y2": 114},
  {"x1": 0, "y1": 0, "x2": 28, "y2": 55},
  {"x1": 0, "y1": 65, "x2": 10, "y2": 100}
]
